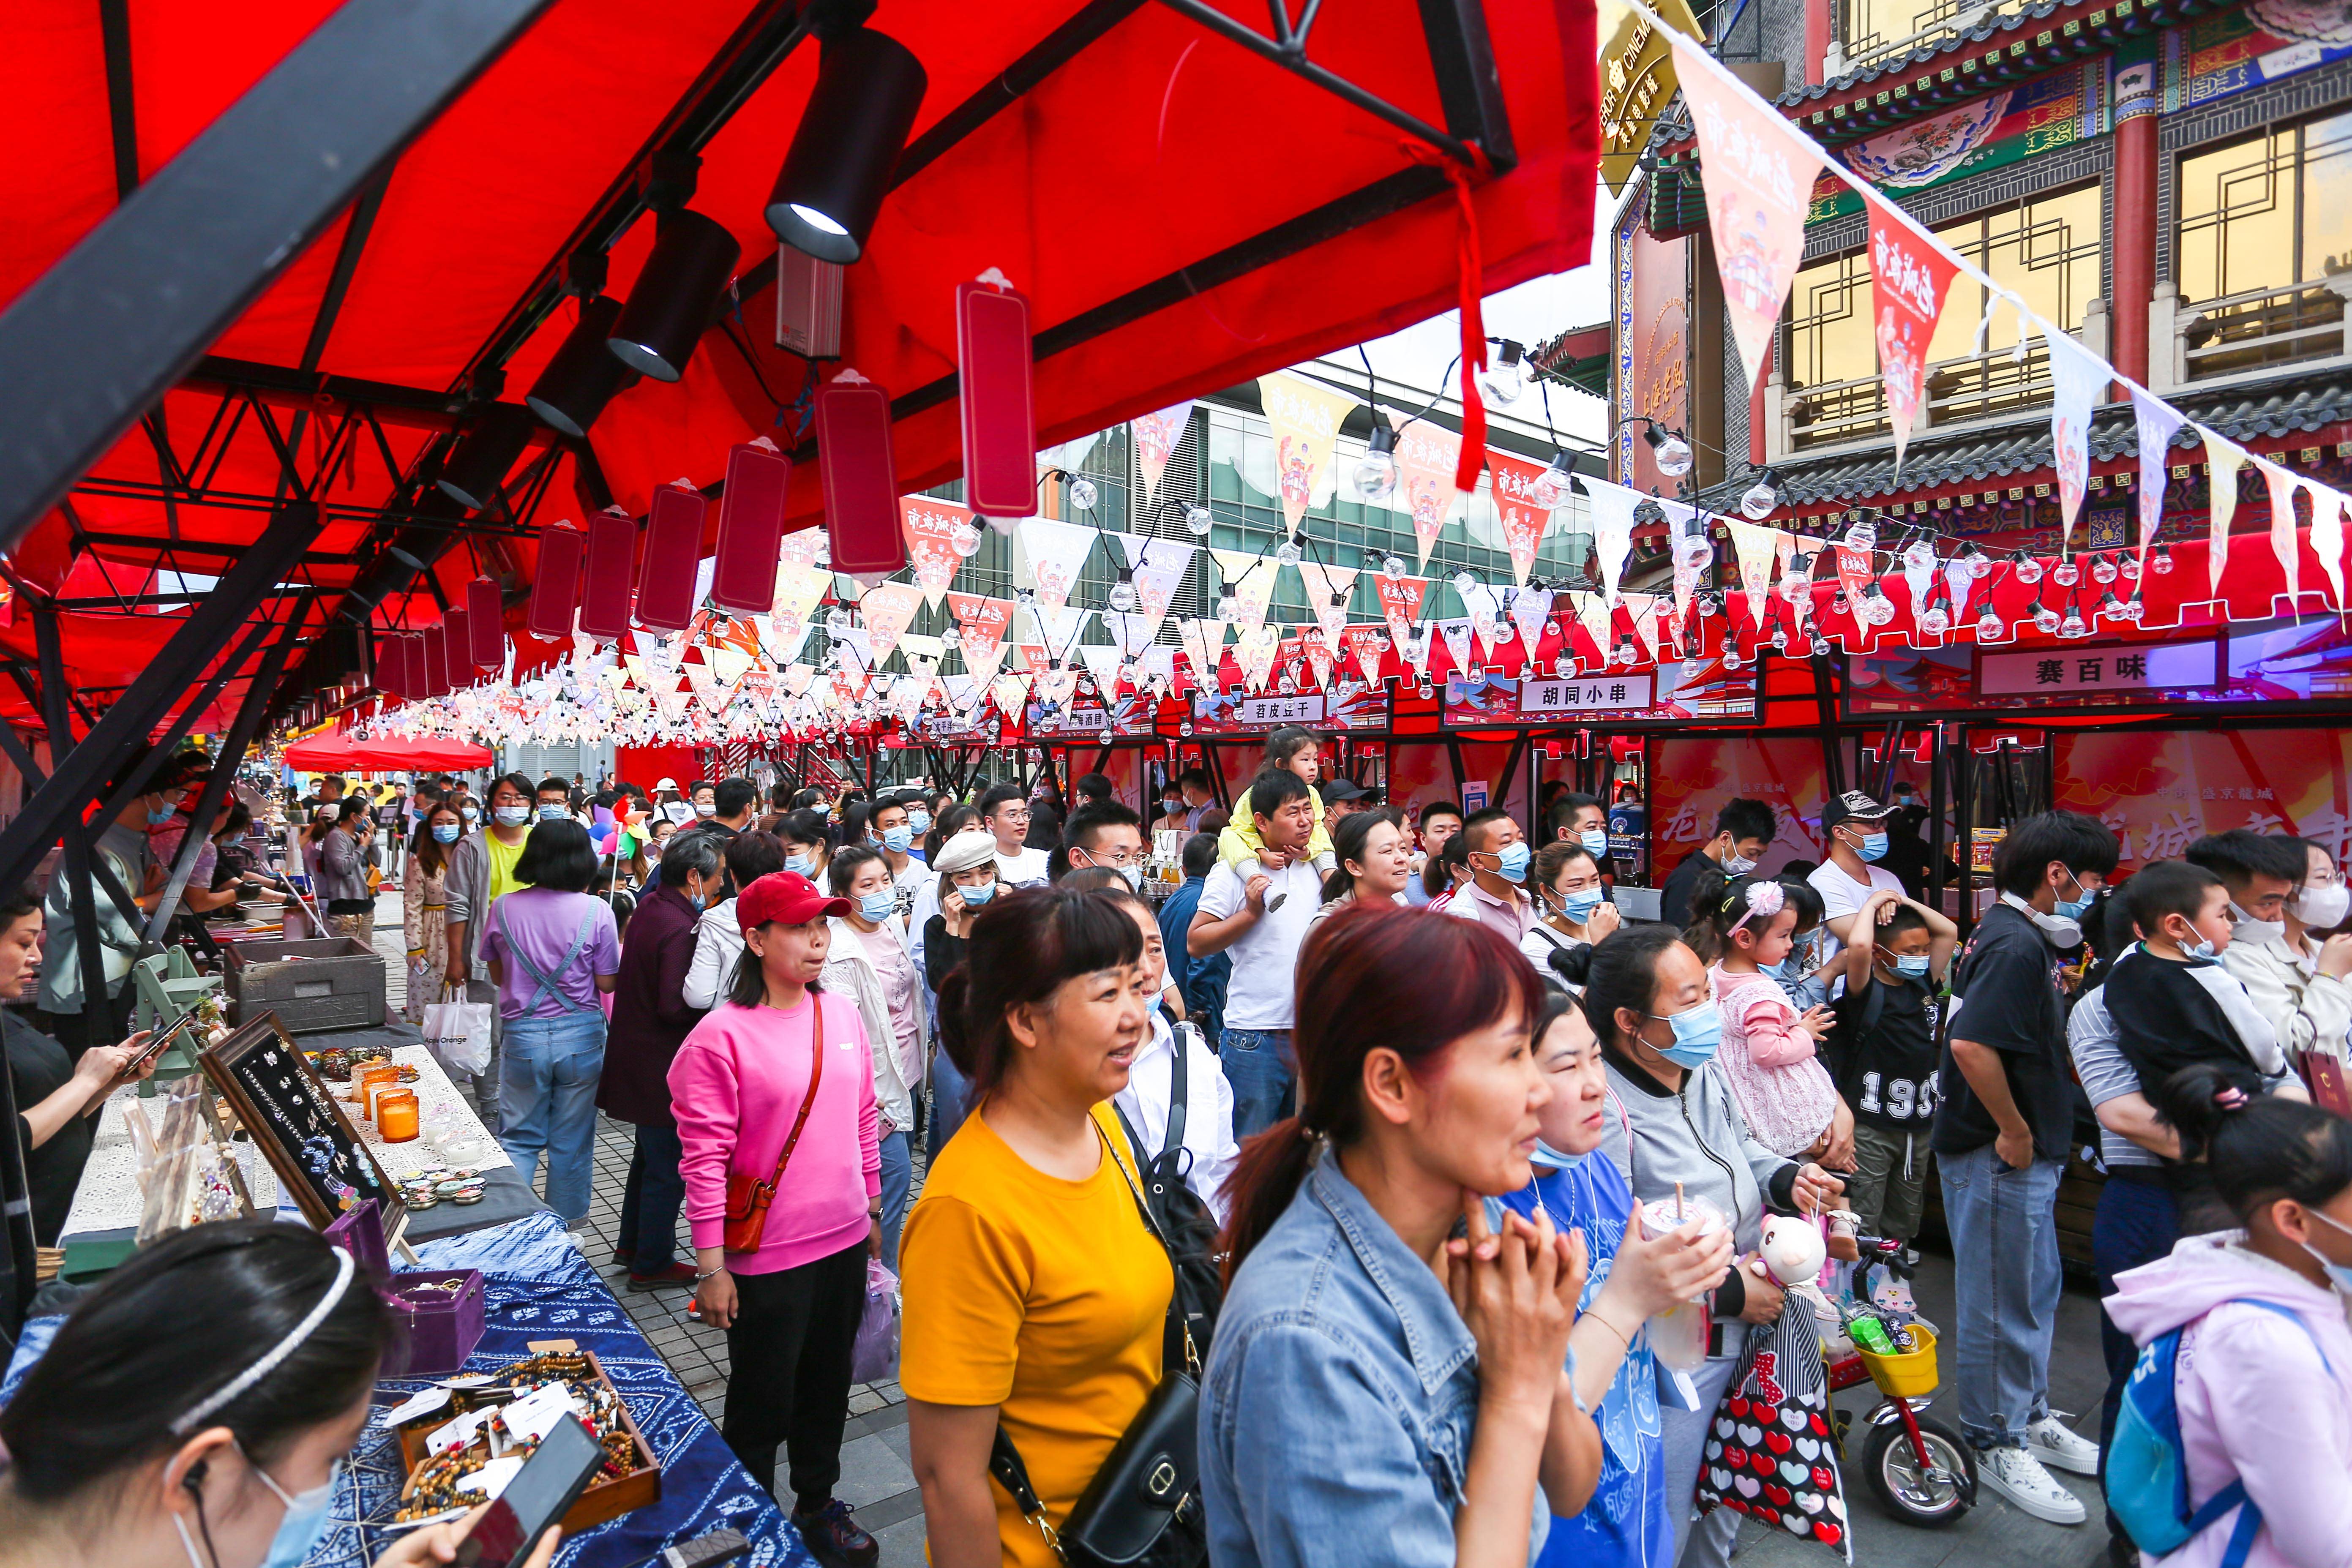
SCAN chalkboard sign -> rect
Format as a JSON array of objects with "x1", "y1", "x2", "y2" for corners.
[{"x1": 200, "y1": 1014, "x2": 404, "y2": 1237}]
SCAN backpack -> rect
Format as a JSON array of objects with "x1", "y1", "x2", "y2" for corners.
[
  {"x1": 1115, "y1": 1020, "x2": 1224, "y2": 1359},
  {"x1": 2107, "y1": 1299, "x2": 2326, "y2": 1568}
]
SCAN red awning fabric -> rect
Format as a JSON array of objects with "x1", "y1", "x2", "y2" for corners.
[
  {"x1": 0, "y1": 0, "x2": 1599, "y2": 738},
  {"x1": 281, "y1": 731, "x2": 494, "y2": 771}
]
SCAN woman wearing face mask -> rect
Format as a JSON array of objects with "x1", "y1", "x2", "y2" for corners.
[
  {"x1": 825, "y1": 845, "x2": 928, "y2": 1268},
  {"x1": 1202, "y1": 907, "x2": 1601, "y2": 1568},
  {"x1": 681, "y1": 832, "x2": 783, "y2": 1012},
  {"x1": 920, "y1": 831, "x2": 999, "y2": 1155},
  {"x1": 0, "y1": 1219, "x2": 558, "y2": 1568},
  {"x1": 902, "y1": 888, "x2": 1163, "y2": 1568},
  {"x1": 1311, "y1": 807, "x2": 1413, "y2": 927},
  {"x1": 317, "y1": 798, "x2": 380, "y2": 941},
  {"x1": 669, "y1": 872, "x2": 883, "y2": 1562},
  {"x1": 777, "y1": 808, "x2": 832, "y2": 889},
  {"x1": 401, "y1": 803, "x2": 465, "y2": 1023},
  {"x1": 1503, "y1": 983, "x2": 1735, "y2": 1568},
  {"x1": 2104, "y1": 1064, "x2": 2352, "y2": 1568},
  {"x1": 1523, "y1": 840, "x2": 1622, "y2": 967},
  {"x1": 1583, "y1": 924, "x2": 1844, "y2": 1568}
]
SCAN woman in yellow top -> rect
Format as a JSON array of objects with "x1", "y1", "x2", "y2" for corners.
[
  {"x1": 1217, "y1": 724, "x2": 1335, "y2": 872},
  {"x1": 901, "y1": 886, "x2": 1168, "y2": 1568}
]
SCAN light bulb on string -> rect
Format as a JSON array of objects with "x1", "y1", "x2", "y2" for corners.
[
  {"x1": 2060, "y1": 603, "x2": 2088, "y2": 638},
  {"x1": 2120, "y1": 551, "x2": 2142, "y2": 581},
  {"x1": 2015, "y1": 555, "x2": 2044, "y2": 586},
  {"x1": 1452, "y1": 567, "x2": 1480, "y2": 598},
  {"x1": 941, "y1": 626, "x2": 961, "y2": 651},
  {"x1": 1674, "y1": 519, "x2": 1714, "y2": 571},
  {"x1": 1769, "y1": 622, "x2": 1790, "y2": 652},
  {"x1": 826, "y1": 605, "x2": 851, "y2": 635},
  {"x1": 1843, "y1": 519, "x2": 1877, "y2": 554},
  {"x1": 2151, "y1": 543, "x2": 2176, "y2": 575},
  {"x1": 1275, "y1": 532, "x2": 1304, "y2": 567},
  {"x1": 2053, "y1": 554, "x2": 2080, "y2": 587},
  {"x1": 1215, "y1": 584, "x2": 1238, "y2": 617},
  {"x1": 2119, "y1": 591, "x2": 2146, "y2": 623},
  {"x1": 1740, "y1": 468, "x2": 1782, "y2": 521},
  {"x1": 1643, "y1": 421, "x2": 1694, "y2": 477},
  {"x1": 1277, "y1": 671, "x2": 1297, "y2": 695},
  {"x1": 1183, "y1": 504, "x2": 1213, "y2": 537},
  {"x1": 2033, "y1": 602, "x2": 2061, "y2": 634},
  {"x1": 1921, "y1": 602, "x2": 1951, "y2": 636},
  {"x1": 1416, "y1": 678, "x2": 1434, "y2": 699},
  {"x1": 1859, "y1": 583, "x2": 1896, "y2": 626},
  {"x1": 1902, "y1": 537, "x2": 1936, "y2": 574},
  {"x1": 1809, "y1": 632, "x2": 1834, "y2": 657},
  {"x1": 1108, "y1": 570, "x2": 1138, "y2": 614},
  {"x1": 1554, "y1": 654, "x2": 1575, "y2": 679},
  {"x1": 1353, "y1": 423, "x2": 1400, "y2": 503},
  {"x1": 1964, "y1": 544, "x2": 1994, "y2": 579},
  {"x1": 2092, "y1": 552, "x2": 2118, "y2": 584},
  {"x1": 1067, "y1": 475, "x2": 1098, "y2": 511},
  {"x1": 1723, "y1": 645, "x2": 1744, "y2": 670},
  {"x1": 1381, "y1": 552, "x2": 1407, "y2": 580},
  {"x1": 1977, "y1": 609, "x2": 2005, "y2": 641},
  {"x1": 1531, "y1": 453, "x2": 1577, "y2": 509},
  {"x1": 1474, "y1": 339, "x2": 1528, "y2": 406}
]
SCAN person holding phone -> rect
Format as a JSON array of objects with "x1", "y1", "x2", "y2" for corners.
[
  {"x1": 0, "y1": 881, "x2": 158, "y2": 1243},
  {"x1": 0, "y1": 1219, "x2": 559, "y2": 1568}
]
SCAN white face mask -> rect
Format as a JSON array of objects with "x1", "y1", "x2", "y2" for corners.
[
  {"x1": 2230, "y1": 899, "x2": 2287, "y2": 945},
  {"x1": 2295, "y1": 882, "x2": 2350, "y2": 931}
]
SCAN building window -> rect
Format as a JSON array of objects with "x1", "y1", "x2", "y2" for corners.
[
  {"x1": 2175, "y1": 109, "x2": 2352, "y2": 379},
  {"x1": 1834, "y1": 0, "x2": 2035, "y2": 73},
  {"x1": 1783, "y1": 182, "x2": 2101, "y2": 450}
]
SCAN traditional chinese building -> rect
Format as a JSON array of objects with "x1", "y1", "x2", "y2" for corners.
[{"x1": 1571, "y1": 0, "x2": 2352, "y2": 915}]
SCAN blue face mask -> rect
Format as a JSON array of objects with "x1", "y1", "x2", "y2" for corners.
[
  {"x1": 1532, "y1": 1137, "x2": 1589, "y2": 1172},
  {"x1": 908, "y1": 811, "x2": 931, "y2": 835},
  {"x1": 859, "y1": 889, "x2": 898, "y2": 924},
  {"x1": 786, "y1": 852, "x2": 817, "y2": 877},
  {"x1": 881, "y1": 825, "x2": 914, "y2": 853},
  {"x1": 1579, "y1": 828, "x2": 1610, "y2": 858},
  {"x1": 2184, "y1": 937, "x2": 2218, "y2": 962},
  {"x1": 1560, "y1": 888, "x2": 1605, "y2": 923},
  {"x1": 2300, "y1": 1205, "x2": 2352, "y2": 1295},
  {"x1": 1855, "y1": 830, "x2": 1890, "y2": 863},
  {"x1": 960, "y1": 881, "x2": 996, "y2": 906},
  {"x1": 1144, "y1": 990, "x2": 1165, "y2": 1017},
  {"x1": 147, "y1": 803, "x2": 179, "y2": 826},
  {"x1": 1647, "y1": 1001, "x2": 1723, "y2": 1069},
  {"x1": 461, "y1": 805, "x2": 480, "y2": 822},
  {"x1": 493, "y1": 805, "x2": 530, "y2": 827},
  {"x1": 538, "y1": 803, "x2": 567, "y2": 821},
  {"x1": 1490, "y1": 840, "x2": 1532, "y2": 885},
  {"x1": 2052, "y1": 870, "x2": 2094, "y2": 922},
  {"x1": 1888, "y1": 952, "x2": 1931, "y2": 980},
  {"x1": 431, "y1": 822, "x2": 461, "y2": 844},
  {"x1": 251, "y1": 1453, "x2": 339, "y2": 1568}
]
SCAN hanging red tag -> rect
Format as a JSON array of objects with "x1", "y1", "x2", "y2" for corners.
[
  {"x1": 711, "y1": 439, "x2": 793, "y2": 615},
  {"x1": 440, "y1": 606, "x2": 472, "y2": 682},
  {"x1": 374, "y1": 633, "x2": 406, "y2": 700},
  {"x1": 816, "y1": 371, "x2": 908, "y2": 576},
  {"x1": 528, "y1": 524, "x2": 585, "y2": 640},
  {"x1": 957, "y1": 274, "x2": 1035, "y2": 517},
  {"x1": 578, "y1": 507, "x2": 639, "y2": 641},
  {"x1": 419, "y1": 623, "x2": 450, "y2": 697},
  {"x1": 466, "y1": 577, "x2": 504, "y2": 668},
  {"x1": 636, "y1": 482, "x2": 707, "y2": 632}
]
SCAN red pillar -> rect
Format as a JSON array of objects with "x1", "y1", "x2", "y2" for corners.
[
  {"x1": 1804, "y1": 0, "x2": 1832, "y2": 85},
  {"x1": 2112, "y1": 111, "x2": 2159, "y2": 385},
  {"x1": 1750, "y1": 337, "x2": 1770, "y2": 468}
]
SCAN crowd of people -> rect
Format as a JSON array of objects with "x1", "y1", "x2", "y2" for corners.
[{"x1": 18, "y1": 732, "x2": 2352, "y2": 1568}]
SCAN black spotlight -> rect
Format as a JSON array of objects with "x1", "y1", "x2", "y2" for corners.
[
  {"x1": 436, "y1": 403, "x2": 537, "y2": 511},
  {"x1": 607, "y1": 209, "x2": 742, "y2": 382},
  {"x1": 527, "y1": 295, "x2": 630, "y2": 438},
  {"x1": 766, "y1": 27, "x2": 928, "y2": 265}
]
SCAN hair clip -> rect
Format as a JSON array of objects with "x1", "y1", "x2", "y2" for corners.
[
  {"x1": 2215, "y1": 1085, "x2": 2251, "y2": 1111},
  {"x1": 1727, "y1": 879, "x2": 1785, "y2": 935}
]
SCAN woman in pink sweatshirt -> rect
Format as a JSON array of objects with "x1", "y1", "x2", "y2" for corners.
[
  {"x1": 2106, "y1": 1063, "x2": 2352, "y2": 1568},
  {"x1": 667, "y1": 871, "x2": 883, "y2": 1567}
]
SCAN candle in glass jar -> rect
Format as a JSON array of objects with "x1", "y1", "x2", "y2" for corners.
[{"x1": 377, "y1": 1090, "x2": 420, "y2": 1143}]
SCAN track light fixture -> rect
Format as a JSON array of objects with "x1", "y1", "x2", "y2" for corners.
[
  {"x1": 766, "y1": 26, "x2": 928, "y2": 265},
  {"x1": 436, "y1": 403, "x2": 537, "y2": 511},
  {"x1": 608, "y1": 209, "x2": 742, "y2": 382},
  {"x1": 527, "y1": 295, "x2": 631, "y2": 438}
]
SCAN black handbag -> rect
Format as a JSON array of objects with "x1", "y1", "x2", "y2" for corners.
[{"x1": 988, "y1": 1115, "x2": 1210, "y2": 1568}]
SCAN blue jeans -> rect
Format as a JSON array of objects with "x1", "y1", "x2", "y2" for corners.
[
  {"x1": 496, "y1": 1012, "x2": 607, "y2": 1226},
  {"x1": 619, "y1": 1121, "x2": 686, "y2": 1275},
  {"x1": 1940, "y1": 1142, "x2": 2063, "y2": 1449},
  {"x1": 1220, "y1": 1027, "x2": 1295, "y2": 1140},
  {"x1": 878, "y1": 1129, "x2": 912, "y2": 1271},
  {"x1": 2094, "y1": 1170, "x2": 2178, "y2": 1539},
  {"x1": 928, "y1": 1050, "x2": 972, "y2": 1160}
]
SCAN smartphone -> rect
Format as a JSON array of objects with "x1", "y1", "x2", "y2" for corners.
[
  {"x1": 453, "y1": 1414, "x2": 603, "y2": 1568},
  {"x1": 126, "y1": 1015, "x2": 195, "y2": 1074}
]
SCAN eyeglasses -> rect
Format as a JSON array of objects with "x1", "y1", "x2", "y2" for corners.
[{"x1": 1080, "y1": 846, "x2": 1149, "y2": 868}]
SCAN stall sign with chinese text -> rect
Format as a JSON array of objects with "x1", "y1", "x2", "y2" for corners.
[
  {"x1": 1978, "y1": 640, "x2": 2219, "y2": 697},
  {"x1": 1521, "y1": 674, "x2": 1656, "y2": 714}
]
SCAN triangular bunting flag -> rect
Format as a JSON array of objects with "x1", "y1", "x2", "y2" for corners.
[
  {"x1": 1180, "y1": 618, "x2": 1229, "y2": 690},
  {"x1": 1133, "y1": 402, "x2": 1194, "y2": 502},
  {"x1": 2204, "y1": 429, "x2": 2248, "y2": 595},
  {"x1": 2255, "y1": 455, "x2": 2305, "y2": 607},
  {"x1": 1114, "y1": 532, "x2": 1198, "y2": 627},
  {"x1": 859, "y1": 582, "x2": 922, "y2": 666},
  {"x1": 1211, "y1": 550, "x2": 1278, "y2": 630},
  {"x1": 1393, "y1": 415, "x2": 1463, "y2": 567},
  {"x1": 901, "y1": 498, "x2": 974, "y2": 609},
  {"x1": 1511, "y1": 586, "x2": 1555, "y2": 662},
  {"x1": 1296, "y1": 560, "x2": 1358, "y2": 649},
  {"x1": 1437, "y1": 617, "x2": 1473, "y2": 677},
  {"x1": 1016, "y1": 517, "x2": 1099, "y2": 611},
  {"x1": 2046, "y1": 330, "x2": 2108, "y2": 552},
  {"x1": 1235, "y1": 624, "x2": 1282, "y2": 692}
]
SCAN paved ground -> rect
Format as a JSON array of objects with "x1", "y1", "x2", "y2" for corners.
[{"x1": 375, "y1": 888, "x2": 2120, "y2": 1568}]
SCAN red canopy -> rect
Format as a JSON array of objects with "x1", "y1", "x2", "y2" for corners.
[
  {"x1": 281, "y1": 731, "x2": 493, "y2": 772},
  {"x1": 0, "y1": 0, "x2": 1600, "y2": 731}
]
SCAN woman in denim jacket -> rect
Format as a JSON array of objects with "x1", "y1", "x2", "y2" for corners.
[{"x1": 1203, "y1": 906, "x2": 1603, "y2": 1568}]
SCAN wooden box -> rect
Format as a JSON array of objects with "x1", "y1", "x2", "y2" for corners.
[{"x1": 393, "y1": 1344, "x2": 661, "y2": 1533}]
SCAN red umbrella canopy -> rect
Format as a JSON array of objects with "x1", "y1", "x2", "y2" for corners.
[
  {"x1": 0, "y1": 0, "x2": 1599, "y2": 719},
  {"x1": 281, "y1": 731, "x2": 494, "y2": 772}
]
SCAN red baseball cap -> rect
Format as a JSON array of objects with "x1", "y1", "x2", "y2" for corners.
[{"x1": 735, "y1": 871, "x2": 849, "y2": 933}]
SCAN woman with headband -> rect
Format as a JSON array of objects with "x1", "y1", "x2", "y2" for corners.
[{"x1": 0, "y1": 1219, "x2": 558, "y2": 1568}]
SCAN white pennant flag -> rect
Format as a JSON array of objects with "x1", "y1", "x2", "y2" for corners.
[
  {"x1": 1437, "y1": 617, "x2": 1475, "y2": 676},
  {"x1": 1296, "y1": 560, "x2": 1358, "y2": 649},
  {"x1": 1016, "y1": 518, "x2": 1099, "y2": 611},
  {"x1": 2311, "y1": 485, "x2": 2348, "y2": 611},
  {"x1": 2046, "y1": 329, "x2": 2108, "y2": 552},
  {"x1": 1181, "y1": 618, "x2": 1229, "y2": 690},
  {"x1": 1078, "y1": 644, "x2": 1127, "y2": 695},
  {"x1": 1509, "y1": 586, "x2": 1555, "y2": 661},
  {"x1": 1235, "y1": 624, "x2": 1282, "y2": 692},
  {"x1": 2130, "y1": 387, "x2": 2188, "y2": 562},
  {"x1": 2255, "y1": 456, "x2": 2305, "y2": 608},
  {"x1": 1101, "y1": 610, "x2": 1161, "y2": 659},
  {"x1": 1113, "y1": 532, "x2": 1198, "y2": 629},
  {"x1": 1461, "y1": 581, "x2": 1505, "y2": 659}
]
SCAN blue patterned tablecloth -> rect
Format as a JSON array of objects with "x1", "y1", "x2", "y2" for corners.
[{"x1": 5, "y1": 1212, "x2": 808, "y2": 1568}]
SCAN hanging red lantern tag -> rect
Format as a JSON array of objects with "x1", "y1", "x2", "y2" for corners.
[
  {"x1": 816, "y1": 370, "x2": 908, "y2": 576},
  {"x1": 578, "y1": 507, "x2": 639, "y2": 641},
  {"x1": 711, "y1": 439, "x2": 793, "y2": 615},
  {"x1": 636, "y1": 480, "x2": 707, "y2": 632},
  {"x1": 957, "y1": 271, "x2": 1035, "y2": 517},
  {"x1": 528, "y1": 524, "x2": 585, "y2": 639},
  {"x1": 466, "y1": 577, "x2": 504, "y2": 668}
]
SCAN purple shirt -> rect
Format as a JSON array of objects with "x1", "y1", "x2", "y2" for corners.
[{"x1": 477, "y1": 888, "x2": 621, "y2": 1019}]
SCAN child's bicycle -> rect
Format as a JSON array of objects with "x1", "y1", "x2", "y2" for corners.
[{"x1": 1825, "y1": 1233, "x2": 1978, "y2": 1527}]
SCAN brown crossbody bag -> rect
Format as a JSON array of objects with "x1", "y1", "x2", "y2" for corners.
[{"x1": 723, "y1": 991, "x2": 824, "y2": 1253}]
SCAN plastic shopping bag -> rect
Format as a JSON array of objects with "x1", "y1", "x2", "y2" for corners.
[
  {"x1": 423, "y1": 987, "x2": 494, "y2": 1077},
  {"x1": 850, "y1": 1258, "x2": 901, "y2": 1385}
]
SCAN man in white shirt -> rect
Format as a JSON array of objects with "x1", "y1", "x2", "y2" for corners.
[
  {"x1": 1808, "y1": 790, "x2": 1906, "y2": 973},
  {"x1": 1115, "y1": 1010, "x2": 1241, "y2": 1226},
  {"x1": 978, "y1": 783, "x2": 1052, "y2": 889},
  {"x1": 1189, "y1": 768, "x2": 1323, "y2": 1137}
]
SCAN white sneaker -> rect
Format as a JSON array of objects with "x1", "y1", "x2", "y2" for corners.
[
  {"x1": 2027, "y1": 1414, "x2": 2102, "y2": 1476},
  {"x1": 1978, "y1": 1445, "x2": 2088, "y2": 1525}
]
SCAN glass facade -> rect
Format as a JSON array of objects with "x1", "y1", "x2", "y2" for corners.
[{"x1": 2175, "y1": 109, "x2": 2352, "y2": 379}]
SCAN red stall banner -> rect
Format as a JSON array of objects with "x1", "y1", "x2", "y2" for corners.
[
  {"x1": 465, "y1": 577, "x2": 505, "y2": 668},
  {"x1": 1651, "y1": 736, "x2": 1828, "y2": 874},
  {"x1": 527, "y1": 524, "x2": 585, "y2": 640},
  {"x1": 578, "y1": 507, "x2": 639, "y2": 642},
  {"x1": 816, "y1": 371, "x2": 909, "y2": 575},
  {"x1": 636, "y1": 481, "x2": 708, "y2": 633},
  {"x1": 2058, "y1": 728, "x2": 2352, "y2": 872},
  {"x1": 957, "y1": 275, "x2": 1037, "y2": 517},
  {"x1": 710, "y1": 438, "x2": 793, "y2": 616}
]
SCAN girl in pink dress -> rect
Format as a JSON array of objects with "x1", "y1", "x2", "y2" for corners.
[{"x1": 1689, "y1": 875, "x2": 1846, "y2": 1161}]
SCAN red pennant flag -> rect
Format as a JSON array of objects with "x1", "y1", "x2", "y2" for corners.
[{"x1": 1864, "y1": 193, "x2": 1959, "y2": 469}]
